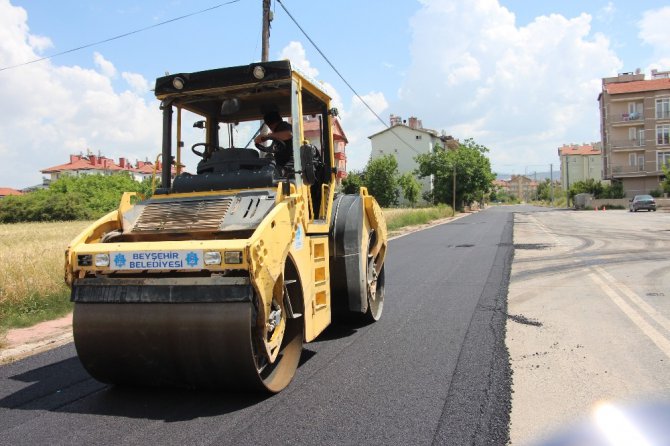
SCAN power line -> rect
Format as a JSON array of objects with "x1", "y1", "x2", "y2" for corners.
[
  {"x1": 0, "y1": 0, "x2": 242, "y2": 73},
  {"x1": 275, "y1": 0, "x2": 425, "y2": 157}
]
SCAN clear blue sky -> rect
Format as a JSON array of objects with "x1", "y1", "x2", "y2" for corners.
[{"x1": 2, "y1": 0, "x2": 669, "y2": 187}]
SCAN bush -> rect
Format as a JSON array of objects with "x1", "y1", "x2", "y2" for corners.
[
  {"x1": 365, "y1": 155, "x2": 400, "y2": 207},
  {"x1": 341, "y1": 170, "x2": 364, "y2": 194},
  {"x1": 398, "y1": 173, "x2": 421, "y2": 207},
  {"x1": 0, "y1": 173, "x2": 152, "y2": 223},
  {"x1": 650, "y1": 189, "x2": 662, "y2": 198},
  {"x1": 569, "y1": 179, "x2": 624, "y2": 200}
]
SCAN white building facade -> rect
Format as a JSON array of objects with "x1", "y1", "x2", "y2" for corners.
[{"x1": 369, "y1": 116, "x2": 446, "y2": 204}]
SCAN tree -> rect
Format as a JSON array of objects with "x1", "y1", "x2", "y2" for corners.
[
  {"x1": 568, "y1": 179, "x2": 624, "y2": 200},
  {"x1": 415, "y1": 138, "x2": 495, "y2": 209},
  {"x1": 364, "y1": 154, "x2": 399, "y2": 207},
  {"x1": 398, "y1": 172, "x2": 421, "y2": 207},
  {"x1": 0, "y1": 172, "x2": 153, "y2": 223},
  {"x1": 536, "y1": 179, "x2": 552, "y2": 201},
  {"x1": 662, "y1": 165, "x2": 670, "y2": 194},
  {"x1": 341, "y1": 170, "x2": 364, "y2": 194}
]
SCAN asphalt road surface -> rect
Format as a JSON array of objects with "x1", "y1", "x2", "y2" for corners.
[
  {"x1": 0, "y1": 208, "x2": 514, "y2": 446},
  {"x1": 507, "y1": 208, "x2": 670, "y2": 444}
]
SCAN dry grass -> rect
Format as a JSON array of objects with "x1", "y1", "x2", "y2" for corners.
[
  {"x1": 0, "y1": 221, "x2": 91, "y2": 330},
  {"x1": 383, "y1": 205, "x2": 454, "y2": 231}
]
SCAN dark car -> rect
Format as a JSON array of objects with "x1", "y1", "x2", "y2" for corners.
[{"x1": 629, "y1": 194, "x2": 657, "y2": 212}]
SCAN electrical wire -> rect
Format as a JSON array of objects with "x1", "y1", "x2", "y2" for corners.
[
  {"x1": 275, "y1": 0, "x2": 426, "y2": 156},
  {"x1": 0, "y1": 0, "x2": 242, "y2": 73}
]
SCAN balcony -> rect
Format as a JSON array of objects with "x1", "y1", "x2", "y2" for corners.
[
  {"x1": 610, "y1": 112, "x2": 644, "y2": 125},
  {"x1": 608, "y1": 139, "x2": 645, "y2": 150},
  {"x1": 656, "y1": 110, "x2": 670, "y2": 120},
  {"x1": 610, "y1": 164, "x2": 656, "y2": 178}
]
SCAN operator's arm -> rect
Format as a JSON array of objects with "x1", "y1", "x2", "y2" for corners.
[{"x1": 254, "y1": 130, "x2": 292, "y2": 144}]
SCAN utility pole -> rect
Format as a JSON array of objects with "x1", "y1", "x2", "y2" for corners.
[{"x1": 261, "y1": 0, "x2": 272, "y2": 62}]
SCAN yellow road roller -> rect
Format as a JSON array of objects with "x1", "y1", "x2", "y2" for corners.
[{"x1": 64, "y1": 61, "x2": 387, "y2": 393}]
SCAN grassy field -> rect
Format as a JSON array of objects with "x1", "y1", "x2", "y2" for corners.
[
  {"x1": 0, "y1": 206, "x2": 455, "y2": 334},
  {"x1": 0, "y1": 221, "x2": 91, "y2": 333},
  {"x1": 384, "y1": 205, "x2": 453, "y2": 231}
]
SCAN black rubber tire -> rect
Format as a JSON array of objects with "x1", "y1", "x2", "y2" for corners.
[{"x1": 364, "y1": 262, "x2": 385, "y2": 322}]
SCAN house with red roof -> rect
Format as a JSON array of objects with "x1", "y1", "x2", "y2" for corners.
[
  {"x1": 303, "y1": 116, "x2": 348, "y2": 185},
  {"x1": 558, "y1": 143, "x2": 602, "y2": 189},
  {"x1": 40, "y1": 153, "x2": 176, "y2": 184},
  {"x1": 598, "y1": 68, "x2": 670, "y2": 196},
  {"x1": 0, "y1": 187, "x2": 24, "y2": 198}
]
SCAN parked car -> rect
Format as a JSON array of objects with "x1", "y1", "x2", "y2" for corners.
[{"x1": 629, "y1": 194, "x2": 657, "y2": 212}]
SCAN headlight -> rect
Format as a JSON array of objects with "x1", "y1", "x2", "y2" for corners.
[
  {"x1": 77, "y1": 254, "x2": 92, "y2": 266},
  {"x1": 172, "y1": 76, "x2": 185, "y2": 89},
  {"x1": 204, "y1": 251, "x2": 222, "y2": 266},
  {"x1": 224, "y1": 251, "x2": 243, "y2": 264},
  {"x1": 252, "y1": 65, "x2": 265, "y2": 80},
  {"x1": 95, "y1": 253, "x2": 110, "y2": 267}
]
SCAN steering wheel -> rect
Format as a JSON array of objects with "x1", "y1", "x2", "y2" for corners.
[
  {"x1": 191, "y1": 143, "x2": 223, "y2": 158},
  {"x1": 255, "y1": 136, "x2": 287, "y2": 154}
]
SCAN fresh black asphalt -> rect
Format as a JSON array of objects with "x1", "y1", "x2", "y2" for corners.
[{"x1": 0, "y1": 207, "x2": 516, "y2": 445}]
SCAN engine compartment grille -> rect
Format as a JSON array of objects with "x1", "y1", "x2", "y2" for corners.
[{"x1": 131, "y1": 197, "x2": 233, "y2": 233}]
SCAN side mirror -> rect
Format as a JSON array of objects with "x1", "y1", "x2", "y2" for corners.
[
  {"x1": 221, "y1": 98, "x2": 240, "y2": 116},
  {"x1": 300, "y1": 144, "x2": 318, "y2": 186}
]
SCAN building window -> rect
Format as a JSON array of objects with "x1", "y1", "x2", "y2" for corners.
[
  {"x1": 657, "y1": 152, "x2": 670, "y2": 170},
  {"x1": 629, "y1": 153, "x2": 637, "y2": 166},
  {"x1": 657, "y1": 98, "x2": 670, "y2": 119},
  {"x1": 657, "y1": 125, "x2": 670, "y2": 145}
]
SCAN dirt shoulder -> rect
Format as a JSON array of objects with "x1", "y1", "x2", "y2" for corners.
[{"x1": 0, "y1": 211, "x2": 475, "y2": 365}]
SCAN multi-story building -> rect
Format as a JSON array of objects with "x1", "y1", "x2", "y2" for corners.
[
  {"x1": 598, "y1": 69, "x2": 670, "y2": 196},
  {"x1": 303, "y1": 116, "x2": 348, "y2": 185},
  {"x1": 507, "y1": 175, "x2": 539, "y2": 201},
  {"x1": 558, "y1": 143, "x2": 603, "y2": 189},
  {"x1": 369, "y1": 115, "x2": 451, "y2": 203}
]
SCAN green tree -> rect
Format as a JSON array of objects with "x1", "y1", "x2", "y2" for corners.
[
  {"x1": 0, "y1": 172, "x2": 152, "y2": 223},
  {"x1": 398, "y1": 172, "x2": 421, "y2": 207},
  {"x1": 364, "y1": 154, "x2": 399, "y2": 207},
  {"x1": 601, "y1": 181, "x2": 625, "y2": 199},
  {"x1": 415, "y1": 138, "x2": 495, "y2": 209},
  {"x1": 568, "y1": 179, "x2": 624, "y2": 200},
  {"x1": 341, "y1": 170, "x2": 364, "y2": 194},
  {"x1": 662, "y1": 165, "x2": 670, "y2": 194},
  {"x1": 568, "y1": 178, "x2": 603, "y2": 199}
]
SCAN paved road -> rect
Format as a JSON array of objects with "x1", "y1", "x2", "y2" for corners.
[
  {"x1": 0, "y1": 208, "x2": 514, "y2": 446},
  {"x1": 508, "y1": 208, "x2": 670, "y2": 444}
]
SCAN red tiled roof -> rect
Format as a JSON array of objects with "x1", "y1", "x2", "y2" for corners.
[
  {"x1": 41, "y1": 155, "x2": 177, "y2": 175},
  {"x1": 41, "y1": 155, "x2": 124, "y2": 173},
  {"x1": 558, "y1": 144, "x2": 601, "y2": 156},
  {"x1": 0, "y1": 187, "x2": 23, "y2": 196},
  {"x1": 604, "y1": 78, "x2": 670, "y2": 95}
]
